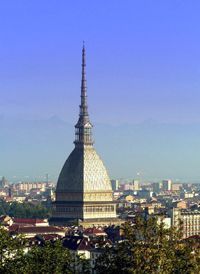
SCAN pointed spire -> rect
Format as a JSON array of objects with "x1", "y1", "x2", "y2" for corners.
[
  {"x1": 74, "y1": 44, "x2": 93, "y2": 147},
  {"x1": 80, "y1": 41, "x2": 88, "y2": 117}
]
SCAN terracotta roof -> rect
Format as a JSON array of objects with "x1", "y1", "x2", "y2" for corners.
[
  {"x1": 9, "y1": 225, "x2": 65, "y2": 234},
  {"x1": 13, "y1": 218, "x2": 46, "y2": 225},
  {"x1": 84, "y1": 227, "x2": 107, "y2": 236},
  {"x1": 63, "y1": 236, "x2": 92, "y2": 251},
  {"x1": 186, "y1": 235, "x2": 200, "y2": 240},
  {"x1": 9, "y1": 224, "x2": 19, "y2": 232},
  {"x1": 36, "y1": 234, "x2": 62, "y2": 241}
]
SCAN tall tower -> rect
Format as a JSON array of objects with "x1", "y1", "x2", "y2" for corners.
[{"x1": 51, "y1": 45, "x2": 117, "y2": 226}]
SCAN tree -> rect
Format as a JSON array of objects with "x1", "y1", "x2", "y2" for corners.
[
  {"x1": 23, "y1": 241, "x2": 90, "y2": 274},
  {"x1": 95, "y1": 216, "x2": 200, "y2": 274},
  {"x1": 0, "y1": 227, "x2": 90, "y2": 274},
  {"x1": 0, "y1": 199, "x2": 51, "y2": 219},
  {"x1": 0, "y1": 199, "x2": 9, "y2": 215},
  {"x1": 0, "y1": 226, "x2": 26, "y2": 274}
]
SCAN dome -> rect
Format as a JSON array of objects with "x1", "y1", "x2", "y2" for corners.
[{"x1": 56, "y1": 146, "x2": 112, "y2": 193}]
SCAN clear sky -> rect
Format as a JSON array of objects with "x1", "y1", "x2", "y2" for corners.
[{"x1": 1, "y1": 1, "x2": 200, "y2": 181}]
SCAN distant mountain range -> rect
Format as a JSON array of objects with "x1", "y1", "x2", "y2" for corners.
[{"x1": 0, "y1": 115, "x2": 200, "y2": 183}]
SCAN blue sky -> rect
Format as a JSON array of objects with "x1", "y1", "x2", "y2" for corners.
[{"x1": 1, "y1": 1, "x2": 200, "y2": 181}]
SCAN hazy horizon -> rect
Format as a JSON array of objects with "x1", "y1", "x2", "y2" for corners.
[{"x1": 1, "y1": 115, "x2": 200, "y2": 184}]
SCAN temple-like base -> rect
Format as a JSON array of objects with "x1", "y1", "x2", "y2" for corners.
[{"x1": 49, "y1": 217, "x2": 123, "y2": 227}]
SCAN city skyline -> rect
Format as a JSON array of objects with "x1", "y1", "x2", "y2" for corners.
[{"x1": 1, "y1": 1, "x2": 200, "y2": 181}]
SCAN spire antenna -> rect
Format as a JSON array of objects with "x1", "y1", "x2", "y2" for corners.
[
  {"x1": 81, "y1": 41, "x2": 87, "y2": 109},
  {"x1": 74, "y1": 45, "x2": 93, "y2": 146}
]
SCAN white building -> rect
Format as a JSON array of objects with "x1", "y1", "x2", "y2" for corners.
[{"x1": 170, "y1": 208, "x2": 200, "y2": 238}]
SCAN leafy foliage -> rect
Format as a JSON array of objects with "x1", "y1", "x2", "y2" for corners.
[
  {"x1": 0, "y1": 199, "x2": 51, "y2": 218},
  {"x1": 95, "y1": 216, "x2": 200, "y2": 274},
  {"x1": 0, "y1": 227, "x2": 26, "y2": 274},
  {"x1": 23, "y1": 241, "x2": 90, "y2": 274},
  {"x1": 0, "y1": 227, "x2": 90, "y2": 274}
]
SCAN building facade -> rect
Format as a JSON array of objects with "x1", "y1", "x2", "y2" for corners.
[
  {"x1": 111, "y1": 180, "x2": 119, "y2": 191},
  {"x1": 51, "y1": 45, "x2": 117, "y2": 226},
  {"x1": 13, "y1": 182, "x2": 47, "y2": 192},
  {"x1": 171, "y1": 208, "x2": 200, "y2": 238},
  {"x1": 162, "y1": 180, "x2": 172, "y2": 191}
]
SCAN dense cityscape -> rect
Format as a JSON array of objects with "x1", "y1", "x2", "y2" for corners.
[{"x1": 0, "y1": 173, "x2": 200, "y2": 273}]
